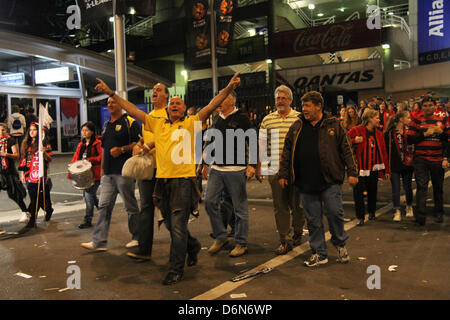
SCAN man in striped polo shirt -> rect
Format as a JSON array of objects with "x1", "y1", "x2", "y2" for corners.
[
  {"x1": 258, "y1": 85, "x2": 305, "y2": 255},
  {"x1": 407, "y1": 97, "x2": 449, "y2": 225}
]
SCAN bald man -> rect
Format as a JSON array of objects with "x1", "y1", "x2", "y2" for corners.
[{"x1": 95, "y1": 74, "x2": 241, "y2": 285}]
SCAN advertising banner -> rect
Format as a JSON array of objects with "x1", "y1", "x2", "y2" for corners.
[
  {"x1": 276, "y1": 59, "x2": 383, "y2": 95},
  {"x1": 60, "y1": 98, "x2": 79, "y2": 137},
  {"x1": 215, "y1": 0, "x2": 235, "y2": 55},
  {"x1": 271, "y1": 19, "x2": 381, "y2": 59},
  {"x1": 418, "y1": 0, "x2": 450, "y2": 65},
  {"x1": 186, "y1": 0, "x2": 211, "y2": 66}
]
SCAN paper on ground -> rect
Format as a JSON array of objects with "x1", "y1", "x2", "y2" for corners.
[
  {"x1": 230, "y1": 293, "x2": 247, "y2": 299},
  {"x1": 16, "y1": 272, "x2": 32, "y2": 279}
]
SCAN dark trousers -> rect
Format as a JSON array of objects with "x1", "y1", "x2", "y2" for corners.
[
  {"x1": 414, "y1": 157, "x2": 444, "y2": 222},
  {"x1": 3, "y1": 172, "x2": 27, "y2": 212},
  {"x1": 137, "y1": 179, "x2": 156, "y2": 256},
  {"x1": 27, "y1": 179, "x2": 53, "y2": 222},
  {"x1": 160, "y1": 178, "x2": 200, "y2": 275},
  {"x1": 353, "y1": 171, "x2": 378, "y2": 219}
]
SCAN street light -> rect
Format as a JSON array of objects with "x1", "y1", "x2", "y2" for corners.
[
  {"x1": 308, "y1": 4, "x2": 315, "y2": 10},
  {"x1": 382, "y1": 44, "x2": 390, "y2": 49}
]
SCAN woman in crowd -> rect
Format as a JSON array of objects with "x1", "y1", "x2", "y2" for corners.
[
  {"x1": 339, "y1": 106, "x2": 347, "y2": 121},
  {"x1": 384, "y1": 111, "x2": 414, "y2": 221},
  {"x1": 342, "y1": 105, "x2": 361, "y2": 131},
  {"x1": 68, "y1": 121, "x2": 102, "y2": 229},
  {"x1": 396, "y1": 102, "x2": 408, "y2": 113},
  {"x1": 379, "y1": 100, "x2": 395, "y2": 131},
  {"x1": 0, "y1": 123, "x2": 29, "y2": 222},
  {"x1": 358, "y1": 100, "x2": 369, "y2": 118},
  {"x1": 411, "y1": 102, "x2": 422, "y2": 119},
  {"x1": 387, "y1": 102, "x2": 397, "y2": 114},
  {"x1": 348, "y1": 109, "x2": 390, "y2": 226},
  {"x1": 19, "y1": 122, "x2": 53, "y2": 228}
]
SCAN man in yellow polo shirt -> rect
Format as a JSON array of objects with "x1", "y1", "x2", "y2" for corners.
[
  {"x1": 95, "y1": 73, "x2": 241, "y2": 285},
  {"x1": 126, "y1": 82, "x2": 169, "y2": 261}
]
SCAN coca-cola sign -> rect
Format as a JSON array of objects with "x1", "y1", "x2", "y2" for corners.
[{"x1": 271, "y1": 19, "x2": 381, "y2": 59}]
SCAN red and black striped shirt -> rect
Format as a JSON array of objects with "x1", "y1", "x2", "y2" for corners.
[{"x1": 407, "y1": 113, "x2": 448, "y2": 162}]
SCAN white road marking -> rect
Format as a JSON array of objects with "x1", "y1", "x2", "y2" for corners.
[{"x1": 192, "y1": 170, "x2": 450, "y2": 300}]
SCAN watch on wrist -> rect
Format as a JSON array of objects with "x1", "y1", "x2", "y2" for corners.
[{"x1": 121, "y1": 147, "x2": 125, "y2": 154}]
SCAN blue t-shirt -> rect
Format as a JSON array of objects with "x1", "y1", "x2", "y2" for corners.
[{"x1": 101, "y1": 114, "x2": 140, "y2": 175}]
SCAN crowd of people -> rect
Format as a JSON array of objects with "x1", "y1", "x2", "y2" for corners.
[{"x1": 0, "y1": 76, "x2": 449, "y2": 285}]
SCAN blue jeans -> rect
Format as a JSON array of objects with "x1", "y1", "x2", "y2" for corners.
[
  {"x1": 220, "y1": 189, "x2": 235, "y2": 232},
  {"x1": 205, "y1": 168, "x2": 248, "y2": 245},
  {"x1": 159, "y1": 178, "x2": 200, "y2": 275},
  {"x1": 390, "y1": 170, "x2": 413, "y2": 209},
  {"x1": 83, "y1": 180, "x2": 100, "y2": 223},
  {"x1": 300, "y1": 184, "x2": 348, "y2": 258},
  {"x1": 93, "y1": 174, "x2": 140, "y2": 248}
]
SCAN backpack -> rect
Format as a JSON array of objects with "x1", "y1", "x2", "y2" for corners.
[{"x1": 12, "y1": 117, "x2": 22, "y2": 130}]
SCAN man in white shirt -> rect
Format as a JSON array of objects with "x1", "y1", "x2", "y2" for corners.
[
  {"x1": 8, "y1": 105, "x2": 26, "y2": 149},
  {"x1": 258, "y1": 85, "x2": 305, "y2": 255}
]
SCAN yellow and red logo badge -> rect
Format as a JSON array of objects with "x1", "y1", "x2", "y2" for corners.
[
  {"x1": 220, "y1": 0, "x2": 233, "y2": 15},
  {"x1": 193, "y1": 2, "x2": 206, "y2": 20},
  {"x1": 217, "y1": 30, "x2": 229, "y2": 47},
  {"x1": 196, "y1": 34, "x2": 208, "y2": 49}
]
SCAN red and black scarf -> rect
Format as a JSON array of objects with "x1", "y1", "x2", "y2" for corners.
[{"x1": 0, "y1": 134, "x2": 10, "y2": 170}]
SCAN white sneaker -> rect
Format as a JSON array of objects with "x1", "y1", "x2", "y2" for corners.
[
  {"x1": 406, "y1": 206, "x2": 414, "y2": 218},
  {"x1": 125, "y1": 240, "x2": 139, "y2": 248},
  {"x1": 19, "y1": 212, "x2": 29, "y2": 223},
  {"x1": 393, "y1": 209, "x2": 402, "y2": 222},
  {"x1": 80, "y1": 241, "x2": 107, "y2": 251}
]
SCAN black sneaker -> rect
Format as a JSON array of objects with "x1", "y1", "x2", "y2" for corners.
[
  {"x1": 293, "y1": 232, "x2": 302, "y2": 246},
  {"x1": 434, "y1": 214, "x2": 443, "y2": 223},
  {"x1": 414, "y1": 218, "x2": 426, "y2": 226},
  {"x1": 162, "y1": 272, "x2": 183, "y2": 285},
  {"x1": 78, "y1": 222, "x2": 92, "y2": 229},
  {"x1": 45, "y1": 208, "x2": 54, "y2": 222},
  {"x1": 127, "y1": 250, "x2": 151, "y2": 261},
  {"x1": 25, "y1": 219, "x2": 36, "y2": 228},
  {"x1": 368, "y1": 213, "x2": 376, "y2": 220},
  {"x1": 187, "y1": 243, "x2": 201, "y2": 267},
  {"x1": 304, "y1": 254, "x2": 328, "y2": 267},
  {"x1": 356, "y1": 219, "x2": 364, "y2": 226}
]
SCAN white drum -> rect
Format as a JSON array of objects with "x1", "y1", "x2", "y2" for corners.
[{"x1": 68, "y1": 160, "x2": 94, "y2": 190}]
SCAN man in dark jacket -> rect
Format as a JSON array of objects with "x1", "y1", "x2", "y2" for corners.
[{"x1": 278, "y1": 91, "x2": 359, "y2": 267}]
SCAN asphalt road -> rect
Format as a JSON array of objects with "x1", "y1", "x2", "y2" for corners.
[{"x1": 0, "y1": 155, "x2": 448, "y2": 301}]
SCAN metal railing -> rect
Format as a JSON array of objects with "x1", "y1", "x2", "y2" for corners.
[
  {"x1": 312, "y1": 16, "x2": 335, "y2": 26},
  {"x1": 381, "y1": 13, "x2": 411, "y2": 39},
  {"x1": 125, "y1": 16, "x2": 154, "y2": 37},
  {"x1": 345, "y1": 11, "x2": 360, "y2": 21},
  {"x1": 378, "y1": 3, "x2": 409, "y2": 18},
  {"x1": 238, "y1": 0, "x2": 267, "y2": 7}
]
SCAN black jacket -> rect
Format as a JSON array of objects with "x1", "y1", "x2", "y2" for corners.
[{"x1": 277, "y1": 112, "x2": 358, "y2": 185}]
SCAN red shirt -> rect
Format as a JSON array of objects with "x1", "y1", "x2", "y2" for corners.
[
  {"x1": 19, "y1": 143, "x2": 53, "y2": 183},
  {"x1": 407, "y1": 113, "x2": 448, "y2": 162}
]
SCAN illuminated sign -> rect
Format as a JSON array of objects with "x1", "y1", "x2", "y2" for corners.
[
  {"x1": 35, "y1": 67, "x2": 73, "y2": 84},
  {"x1": 0, "y1": 73, "x2": 25, "y2": 85},
  {"x1": 418, "y1": 0, "x2": 449, "y2": 65}
]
